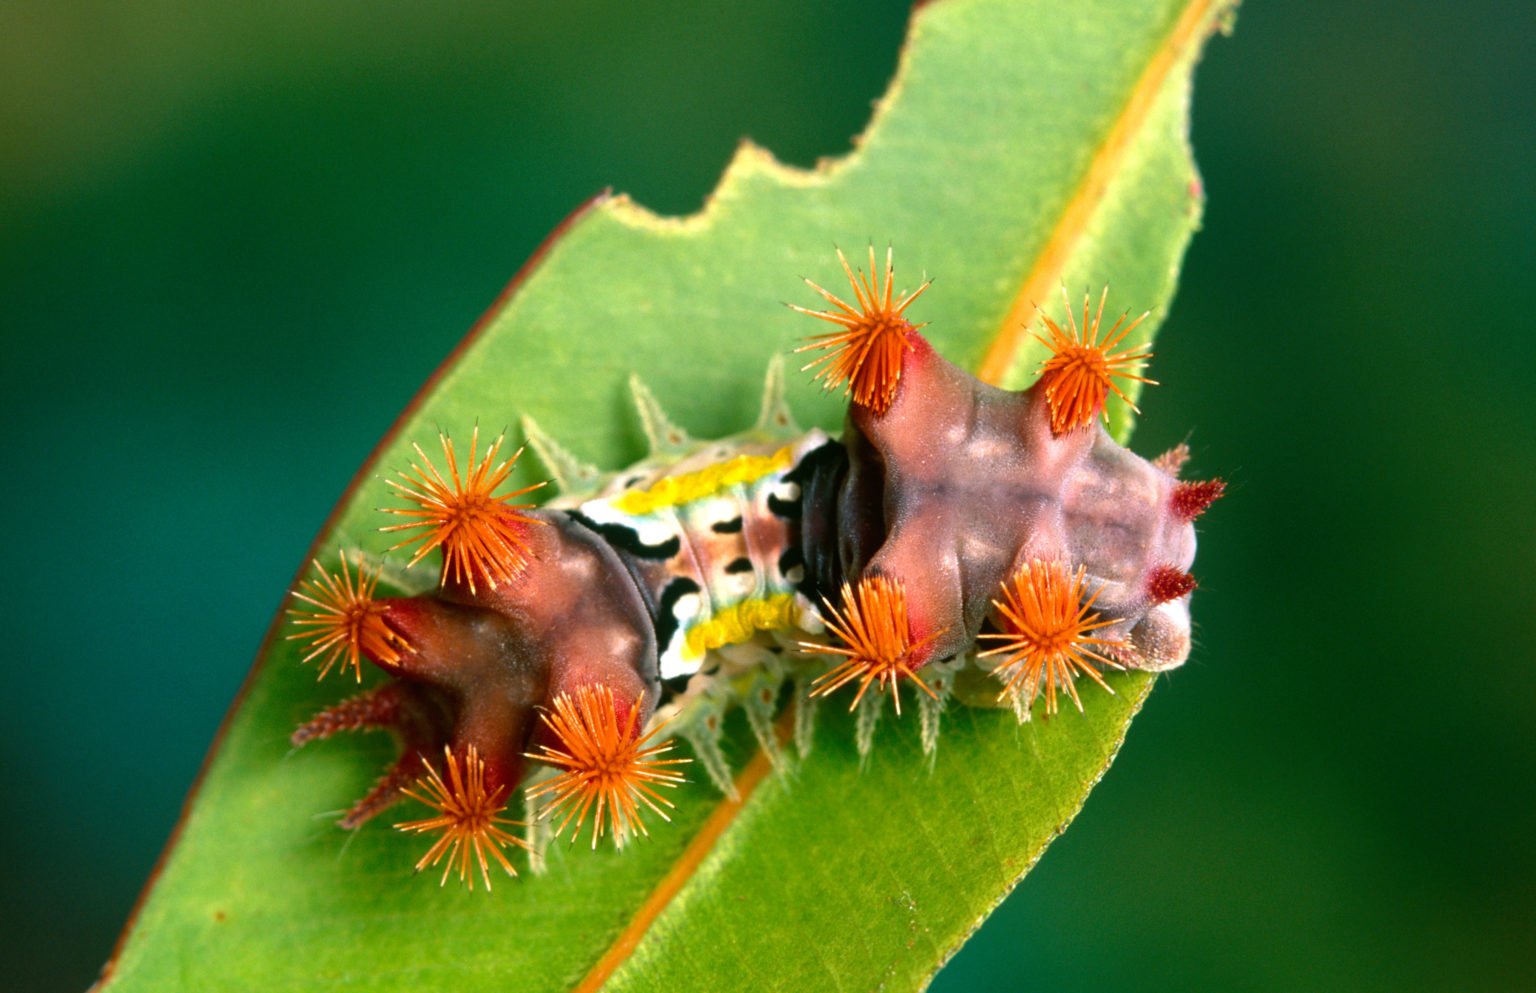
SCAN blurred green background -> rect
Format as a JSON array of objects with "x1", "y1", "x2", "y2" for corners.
[{"x1": 2, "y1": 1, "x2": 1532, "y2": 990}]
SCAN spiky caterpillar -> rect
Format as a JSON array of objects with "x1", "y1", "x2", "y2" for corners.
[{"x1": 287, "y1": 248, "x2": 1223, "y2": 888}]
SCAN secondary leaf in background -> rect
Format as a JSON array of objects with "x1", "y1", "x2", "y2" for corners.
[{"x1": 98, "y1": 0, "x2": 1234, "y2": 989}]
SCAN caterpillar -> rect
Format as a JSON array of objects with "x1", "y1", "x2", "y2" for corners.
[{"x1": 287, "y1": 247, "x2": 1223, "y2": 889}]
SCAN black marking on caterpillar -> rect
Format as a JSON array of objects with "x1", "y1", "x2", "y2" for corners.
[
  {"x1": 566, "y1": 509, "x2": 680, "y2": 561},
  {"x1": 653, "y1": 576, "x2": 702, "y2": 662}
]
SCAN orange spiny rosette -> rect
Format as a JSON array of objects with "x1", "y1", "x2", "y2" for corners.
[
  {"x1": 525, "y1": 686, "x2": 690, "y2": 849},
  {"x1": 396, "y1": 744, "x2": 528, "y2": 890},
  {"x1": 381, "y1": 425, "x2": 546, "y2": 593},
  {"x1": 801, "y1": 575, "x2": 941, "y2": 714},
  {"x1": 979, "y1": 560, "x2": 1124, "y2": 720},
  {"x1": 286, "y1": 552, "x2": 408, "y2": 681},
  {"x1": 1034, "y1": 286, "x2": 1156, "y2": 434},
  {"x1": 792, "y1": 245, "x2": 931, "y2": 415}
]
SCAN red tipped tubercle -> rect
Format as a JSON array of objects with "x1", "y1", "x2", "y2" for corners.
[
  {"x1": 1146, "y1": 565, "x2": 1197, "y2": 604},
  {"x1": 1170, "y1": 478, "x2": 1226, "y2": 521}
]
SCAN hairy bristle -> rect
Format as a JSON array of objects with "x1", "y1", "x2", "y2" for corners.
[
  {"x1": 800, "y1": 575, "x2": 941, "y2": 714},
  {"x1": 381, "y1": 426, "x2": 547, "y2": 593},
  {"x1": 286, "y1": 552, "x2": 408, "y2": 681},
  {"x1": 396, "y1": 744, "x2": 527, "y2": 890},
  {"x1": 1170, "y1": 478, "x2": 1226, "y2": 521},
  {"x1": 791, "y1": 246, "x2": 931, "y2": 415},
  {"x1": 978, "y1": 560, "x2": 1123, "y2": 719},
  {"x1": 1153, "y1": 442, "x2": 1191, "y2": 477},
  {"x1": 525, "y1": 686, "x2": 690, "y2": 849},
  {"x1": 343, "y1": 752, "x2": 426, "y2": 831},
  {"x1": 291, "y1": 684, "x2": 403, "y2": 747},
  {"x1": 1146, "y1": 564, "x2": 1198, "y2": 604},
  {"x1": 1033, "y1": 286, "x2": 1156, "y2": 434}
]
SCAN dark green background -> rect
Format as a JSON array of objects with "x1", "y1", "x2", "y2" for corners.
[{"x1": 2, "y1": 2, "x2": 1531, "y2": 990}]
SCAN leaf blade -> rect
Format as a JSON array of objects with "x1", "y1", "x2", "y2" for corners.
[{"x1": 99, "y1": 0, "x2": 1234, "y2": 990}]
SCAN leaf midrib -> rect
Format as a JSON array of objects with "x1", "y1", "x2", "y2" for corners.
[{"x1": 978, "y1": 0, "x2": 1222, "y2": 386}]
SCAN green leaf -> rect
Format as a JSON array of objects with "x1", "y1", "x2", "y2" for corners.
[{"x1": 99, "y1": 1, "x2": 1234, "y2": 990}]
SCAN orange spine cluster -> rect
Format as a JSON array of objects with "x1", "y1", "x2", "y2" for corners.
[
  {"x1": 382, "y1": 426, "x2": 545, "y2": 593},
  {"x1": 979, "y1": 560, "x2": 1124, "y2": 718},
  {"x1": 801, "y1": 576, "x2": 941, "y2": 714},
  {"x1": 525, "y1": 686, "x2": 690, "y2": 849},
  {"x1": 792, "y1": 246, "x2": 930, "y2": 416},
  {"x1": 396, "y1": 745, "x2": 527, "y2": 890},
  {"x1": 286, "y1": 553, "x2": 407, "y2": 681},
  {"x1": 1033, "y1": 286, "x2": 1155, "y2": 435}
]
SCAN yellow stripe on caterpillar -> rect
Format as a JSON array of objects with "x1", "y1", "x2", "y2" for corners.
[
  {"x1": 683, "y1": 594, "x2": 802, "y2": 659},
  {"x1": 612, "y1": 446, "x2": 796, "y2": 515}
]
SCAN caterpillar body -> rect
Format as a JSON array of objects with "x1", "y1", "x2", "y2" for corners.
[{"x1": 287, "y1": 248, "x2": 1224, "y2": 888}]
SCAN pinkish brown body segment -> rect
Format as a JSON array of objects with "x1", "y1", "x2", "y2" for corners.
[
  {"x1": 288, "y1": 249, "x2": 1222, "y2": 883},
  {"x1": 836, "y1": 331, "x2": 1201, "y2": 675}
]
